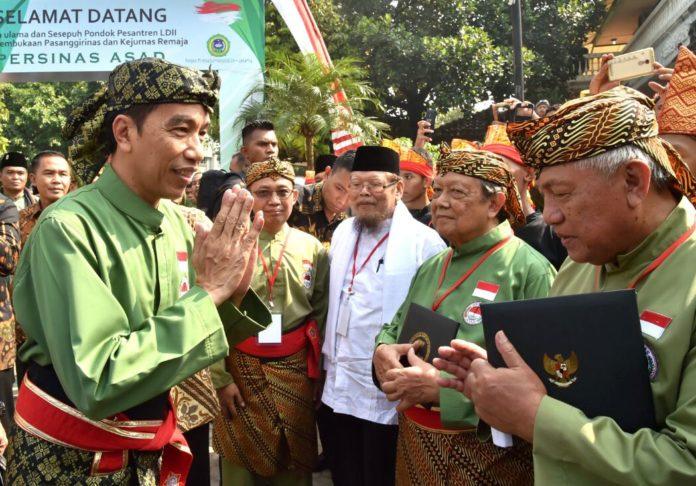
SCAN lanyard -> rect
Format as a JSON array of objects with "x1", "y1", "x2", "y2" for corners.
[
  {"x1": 594, "y1": 223, "x2": 696, "y2": 291},
  {"x1": 348, "y1": 231, "x2": 389, "y2": 294},
  {"x1": 431, "y1": 236, "x2": 512, "y2": 312},
  {"x1": 258, "y1": 231, "x2": 291, "y2": 308}
]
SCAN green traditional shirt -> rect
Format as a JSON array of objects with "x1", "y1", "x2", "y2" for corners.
[
  {"x1": 211, "y1": 224, "x2": 329, "y2": 388},
  {"x1": 13, "y1": 164, "x2": 269, "y2": 420},
  {"x1": 533, "y1": 197, "x2": 696, "y2": 485},
  {"x1": 376, "y1": 221, "x2": 556, "y2": 428}
]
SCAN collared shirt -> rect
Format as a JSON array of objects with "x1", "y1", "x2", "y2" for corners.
[
  {"x1": 288, "y1": 181, "x2": 347, "y2": 246},
  {"x1": 0, "y1": 196, "x2": 19, "y2": 371},
  {"x1": 211, "y1": 223, "x2": 329, "y2": 388},
  {"x1": 14, "y1": 164, "x2": 269, "y2": 420},
  {"x1": 2, "y1": 188, "x2": 36, "y2": 212},
  {"x1": 533, "y1": 198, "x2": 696, "y2": 485},
  {"x1": 376, "y1": 221, "x2": 555, "y2": 428},
  {"x1": 408, "y1": 205, "x2": 432, "y2": 226},
  {"x1": 322, "y1": 219, "x2": 396, "y2": 424}
]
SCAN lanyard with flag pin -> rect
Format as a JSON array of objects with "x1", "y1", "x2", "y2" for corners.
[
  {"x1": 336, "y1": 230, "x2": 389, "y2": 337},
  {"x1": 256, "y1": 231, "x2": 291, "y2": 344},
  {"x1": 431, "y1": 235, "x2": 512, "y2": 311}
]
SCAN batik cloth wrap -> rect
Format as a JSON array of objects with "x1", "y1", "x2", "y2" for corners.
[
  {"x1": 507, "y1": 86, "x2": 696, "y2": 205},
  {"x1": 437, "y1": 148, "x2": 526, "y2": 227},
  {"x1": 246, "y1": 158, "x2": 296, "y2": 187},
  {"x1": 212, "y1": 346, "x2": 317, "y2": 477},
  {"x1": 396, "y1": 408, "x2": 533, "y2": 486},
  {"x1": 657, "y1": 46, "x2": 696, "y2": 136},
  {"x1": 63, "y1": 57, "x2": 220, "y2": 185}
]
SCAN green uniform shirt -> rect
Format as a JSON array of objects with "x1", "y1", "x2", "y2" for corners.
[
  {"x1": 13, "y1": 165, "x2": 269, "y2": 420},
  {"x1": 533, "y1": 197, "x2": 696, "y2": 485},
  {"x1": 375, "y1": 221, "x2": 556, "y2": 428},
  {"x1": 211, "y1": 224, "x2": 329, "y2": 388}
]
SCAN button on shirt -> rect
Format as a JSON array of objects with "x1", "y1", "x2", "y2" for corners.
[{"x1": 322, "y1": 220, "x2": 398, "y2": 425}]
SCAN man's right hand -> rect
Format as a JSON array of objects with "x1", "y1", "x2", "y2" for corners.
[
  {"x1": 217, "y1": 383, "x2": 245, "y2": 419},
  {"x1": 373, "y1": 343, "x2": 413, "y2": 385},
  {"x1": 193, "y1": 187, "x2": 264, "y2": 306}
]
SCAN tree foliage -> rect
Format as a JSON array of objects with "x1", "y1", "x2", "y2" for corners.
[
  {"x1": 295, "y1": 0, "x2": 606, "y2": 136},
  {"x1": 0, "y1": 81, "x2": 101, "y2": 157},
  {"x1": 237, "y1": 51, "x2": 388, "y2": 169}
]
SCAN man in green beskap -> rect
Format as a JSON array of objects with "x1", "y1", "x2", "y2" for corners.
[
  {"x1": 6, "y1": 58, "x2": 270, "y2": 485},
  {"x1": 436, "y1": 86, "x2": 696, "y2": 485}
]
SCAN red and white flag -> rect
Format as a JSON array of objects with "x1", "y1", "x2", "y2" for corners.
[
  {"x1": 195, "y1": 1, "x2": 242, "y2": 24},
  {"x1": 271, "y1": 0, "x2": 363, "y2": 155},
  {"x1": 472, "y1": 281, "x2": 500, "y2": 302},
  {"x1": 177, "y1": 252, "x2": 190, "y2": 296},
  {"x1": 640, "y1": 310, "x2": 672, "y2": 339}
]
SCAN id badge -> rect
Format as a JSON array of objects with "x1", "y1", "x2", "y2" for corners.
[
  {"x1": 258, "y1": 313, "x2": 283, "y2": 344},
  {"x1": 336, "y1": 294, "x2": 351, "y2": 337}
]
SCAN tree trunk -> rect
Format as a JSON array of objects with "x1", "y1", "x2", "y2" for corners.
[{"x1": 305, "y1": 134, "x2": 315, "y2": 171}]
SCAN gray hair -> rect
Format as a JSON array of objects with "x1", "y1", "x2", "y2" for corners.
[
  {"x1": 573, "y1": 144, "x2": 672, "y2": 192},
  {"x1": 480, "y1": 180, "x2": 508, "y2": 223}
]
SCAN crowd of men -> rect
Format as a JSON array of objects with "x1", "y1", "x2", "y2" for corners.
[{"x1": 0, "y1": 43, "x2": 692, "y2": 486}]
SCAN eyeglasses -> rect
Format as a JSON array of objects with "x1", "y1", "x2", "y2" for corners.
[
  {"x1": 348, "y1": 180, "x2": 398, "y2": 194},
  {"x1": 252, "y1": 189, "x2": 294, "y2": 200}
]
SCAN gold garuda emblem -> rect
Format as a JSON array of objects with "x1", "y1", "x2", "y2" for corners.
[
  {"x1": 409, "y1": 332, "x2": 432, "y2": 362},
  {"x1": 543, "y1": 352, "x2": 578, "y2": 388}
]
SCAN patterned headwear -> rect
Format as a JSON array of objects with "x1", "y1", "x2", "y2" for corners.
[
  {"x1": 484, "y1": 122, "x2": 513, "y2": 146},
  {"x1": 63, "y1": 58, "x2": 220, "y2": 185},
  {"x1": 657, "y1": 46, "x2": 696, "y2": 136},
  {"x1": 245, "y1": 158, "x2": 295, "y2": 187},
  {"x1": 450, "y1": 139, "x2": 479, "y2": 152},
  {"x1": 507, "y1": 86, "x2": 696, "y2": 204},
  {"x1": 381, "y1": 139, "x2": 434, "y2": 179},
  {"x1": 437, "y1": 149, "x2": 526, "y2": 227}
]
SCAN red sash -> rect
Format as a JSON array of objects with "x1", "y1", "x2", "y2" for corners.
[
  {"x1": 15, "y1": 376, "x2": 191, "y2": 485},
  {"x1": 235, "y1": 319, "x2": 321, "y2": 379},
  {"x1": 404, "y1": 406, "x2": 444, "y2": 430}
]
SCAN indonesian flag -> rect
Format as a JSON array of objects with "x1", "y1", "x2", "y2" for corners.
[
  {"x1": 472, "y1": 281, "x2": 500, "y2": 302},
  {"x1": 271, "y1": 0, "x2": 363, "y2": 155},
  {"x1": 196, "y1": 1, "x2": 242, "y2": 24},
  {"x1": 177, "y1": 252, "x2": 190, "y2": 296},
  {"x1": 640, "y1": 310, "x2": 672, "y2": 339}
]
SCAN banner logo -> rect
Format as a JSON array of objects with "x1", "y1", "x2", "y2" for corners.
[{"x1": 207, "y1": 34, "x2": 230, "y2": 57}]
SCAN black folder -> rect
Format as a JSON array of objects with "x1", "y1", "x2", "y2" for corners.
[
  {"x1": 397, "y1": 303, "x2": 460, "y2": 365},
  {"x1": 481, "y1": 290, "x2": 656, "y2": 433}
]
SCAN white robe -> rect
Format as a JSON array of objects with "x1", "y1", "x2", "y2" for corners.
[{"x1": 321, "y1": 201, "x2": 446, "y2": 424}]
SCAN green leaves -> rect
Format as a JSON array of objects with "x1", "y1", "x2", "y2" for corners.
[
  {"x1": 0, "y1": 81, "x2": 101, "y2": 157},
  {"x1": 236, "y1": 50, "x2": 388, "y2": 167}
]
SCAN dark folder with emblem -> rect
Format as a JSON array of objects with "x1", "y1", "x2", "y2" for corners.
[
  {"x1": 397, "y1": 303, "x2": 460, "y2": 365},
  {"x1": 481, "y1": 290, "x2": 656, "y2": 433}
]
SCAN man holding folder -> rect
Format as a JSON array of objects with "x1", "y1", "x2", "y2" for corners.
[{"x1": 436, "y1": 86, "x2": 696, "y2": 484}]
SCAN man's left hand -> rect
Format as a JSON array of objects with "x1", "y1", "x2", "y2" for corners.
[
  {"x1": 449, "y1": 331, "x2": 546, "y2": 442},
  {"x1": 381, "y1": 348, "x2": 440, "y2": 412}
]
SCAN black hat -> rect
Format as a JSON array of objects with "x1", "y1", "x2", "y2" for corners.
[
  {"x1": 315, "y1": 154, "x2": 337, "y2": 173},
  {"x1": 352, "y1": 146, "x2": 400, "y2": 174},
  {"x1": 0, "y1": 152, "x2": 28, "y2": 170}
]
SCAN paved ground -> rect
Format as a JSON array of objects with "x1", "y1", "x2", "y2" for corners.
[{"x1": 209, "y1": 450, "x2": 333, "y2": 485}]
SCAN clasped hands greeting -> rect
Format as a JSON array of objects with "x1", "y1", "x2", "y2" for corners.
[
  {"x1": 192, "y1": 186, "x2": 263, "y2": 307},
  {"x1": 375, "y1": 331, "x2": 548, "y2": 443}
]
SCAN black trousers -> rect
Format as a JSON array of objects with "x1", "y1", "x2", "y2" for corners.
[
  {"x1": 183, "y1": 423, "x2": 210, "y2": 486},
  {"x1": 318, "y1": 404, "x2": 398, "y2": 486},
  {"x1": 0, "y1": 368, "x2": 14, "y2": 434}
]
